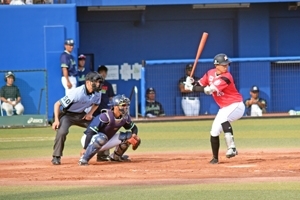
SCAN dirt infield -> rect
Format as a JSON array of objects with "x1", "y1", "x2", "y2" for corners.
[{"x1": 0, "y1": 149, "x2": 299, "y2": 186}]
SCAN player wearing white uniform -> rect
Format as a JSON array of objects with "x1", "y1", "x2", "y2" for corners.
[
  {"x1": 60, "y1": 39, "x2": 78, "y2": 95},
  {"x1": 51, "y1": 72, "x2": 103, "y2": 165},
  {"x1": 244, "y1": 85, "x2": 267, "y2": 116},
  {"x1": 184, "y1": 53, "x2": 245, "y2": 164},
  {"x1": 178, "y1": 64, "x2": 201, "y2": 116}
]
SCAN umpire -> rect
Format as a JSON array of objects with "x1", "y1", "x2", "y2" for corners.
[{"x1": 51, "y1": 71, "x2": 104, "y2": 165}]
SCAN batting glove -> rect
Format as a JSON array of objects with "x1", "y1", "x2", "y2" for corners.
[
  {"x1": 183, "y1": 82, "x2": 194, "y2": 91},
  {"x1": 204, "y1": 86, "x2": 213, "y2": 95},
  {"x1": 185, "y1": 76, "x2": 194, "y2": 85}
]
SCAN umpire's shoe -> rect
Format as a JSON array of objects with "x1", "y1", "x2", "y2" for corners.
[
  {"x1": 96, "y1": 155, "x2": 111, "y2": 162},
  {"x1": 51, "y1": 156, "x2": 61, "y2": 165},
  {"x1": 226, "y1": 148, "x2": 238, "y2": 158},
  {"x1": 209, "y1": 158, "x2": 219, "y2": 164}
]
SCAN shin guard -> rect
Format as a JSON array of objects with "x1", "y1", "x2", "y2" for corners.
[{"x1": 210, "y1": 136, "x2": 220, "y2": 159}]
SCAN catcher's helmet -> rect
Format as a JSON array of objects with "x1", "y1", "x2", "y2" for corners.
[
  {"x1": 213, "y1": 53, "x2": 231, "y2": 65},
  {"x1": 85, "y1": 71, "x2": 104, "y2": 92},
  {"x1": 4, "y1": 71, "x2": 15, "y2": 82},
  {"x1": 108, "y1": 94, "x2": 130, "y2": 115}
]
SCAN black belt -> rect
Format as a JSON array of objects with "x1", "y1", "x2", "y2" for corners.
[{"x1": 183, "y1": 97, "x2": 199, "y2": 100}]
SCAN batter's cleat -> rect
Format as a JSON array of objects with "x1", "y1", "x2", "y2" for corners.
[
  {"x1": 78, "y1": 158, "x2": 89, "y2": 166},
  {"x1": 209, "y1": 158, "x2": 219, "y2": 164},
  {"x1": 51, "y1": 156, "x2": 61, "y2": 165},
  {"x1": 96, "y1": 155, "x2": 111, "y2": 162},
  {"x1": 226, "y1": 148, "x2": 238, "y2": 158}
]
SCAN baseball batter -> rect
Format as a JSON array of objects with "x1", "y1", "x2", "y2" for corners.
[
  {"x1": 184, "y1": 53, "x2": 245, "y2": 164},
  {"x1": 78, "y1": 94, "x2": 140, "y2": 165},
  {"x1": 60, "y1": 39, "x2": 77, "y2": 95},
  {"x1": 51, "y1": 72, "x2": 104, "y2": 165}
]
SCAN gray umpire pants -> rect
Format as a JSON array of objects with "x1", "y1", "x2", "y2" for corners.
[{"x1": 52, "y1": 112, "x2": 91, "y2": 157}]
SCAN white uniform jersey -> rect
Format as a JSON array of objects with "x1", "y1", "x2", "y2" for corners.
[{"x1": 59, "y1": 85, "x2": 101, "y2": 113}]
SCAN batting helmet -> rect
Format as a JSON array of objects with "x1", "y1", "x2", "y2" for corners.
[
  {"x1": 4, "y1": 71, "x2": 15, "y2": 82},
  {"x1": 85, "y1": 71, "x2": 104, "y2": 92},
  {"x1": 213, "y1": 53, "x2": 231, "y2": 65}
]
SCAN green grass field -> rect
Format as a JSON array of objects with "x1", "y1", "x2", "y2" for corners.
[{"x1": 0, "y1": 117, "x2": 300, "y2": 199}]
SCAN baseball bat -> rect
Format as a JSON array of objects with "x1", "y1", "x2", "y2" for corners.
[{"x1": 190, "y1": 32, "x2": 209, "y2": 78}]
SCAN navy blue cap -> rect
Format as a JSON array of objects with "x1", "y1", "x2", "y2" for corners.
[{"x1": 64, "y1": 39, "x2": 74, "y2": 46}]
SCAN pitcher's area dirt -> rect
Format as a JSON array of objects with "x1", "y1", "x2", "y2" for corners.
[{"x1": 1, "y1": 150, "x2": 300, "y2": 186}]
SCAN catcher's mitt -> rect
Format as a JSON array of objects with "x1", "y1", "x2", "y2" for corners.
[{"x1": 127, "y1": 135, "x2": 141, "y2": 150}]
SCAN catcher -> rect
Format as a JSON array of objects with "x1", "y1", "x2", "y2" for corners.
[{"x1": 78, "y1": 94, "x2": 141, "y2": 165}]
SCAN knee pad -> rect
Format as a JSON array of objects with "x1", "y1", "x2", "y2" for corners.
[
  {"x1": 221, "y1": 121, "x2": 233, "y2": 134},
  {"x1": 93, "y1": 133, "x2": 108, "y2": 148}
]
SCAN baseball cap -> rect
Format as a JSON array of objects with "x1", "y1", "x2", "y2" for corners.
[
  {"x1": 64, "y1": 39, "x2": 74, "y2": 46},
  {"x1": 5, "y1": 71, "x2": 15, "y2": 78},
  {"x1": 186, "y1": 64, "x2": 193, "y2": 70},
  {"x1": 146, "y1": 87, "x2": 156, "y2": 94},
  {"x1": 251, "y1": 85, "x2": 259, "y2": 92},
  {"x1": 78, "y1": 54, "x2": 86, "y2": 60}
]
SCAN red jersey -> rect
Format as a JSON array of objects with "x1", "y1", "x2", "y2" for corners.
[{"x1": 199, "y1": 69, "x2": 243, "y2": 108}]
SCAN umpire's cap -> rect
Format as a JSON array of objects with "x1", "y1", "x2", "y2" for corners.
[
  {"x1": 213, "y1": 53, "x2": 231, "y2": 65},
  {"x1": 4, "y1": 71, "x2": 15, "y2": 82},
  {"x1": 85, "y1": 71, "x2": 104, "y2": 83},
  {"x1": 146, "y1": 87, "x2": 156, "y2": 94},
  {"x1": 64, "y1": 39, "x2": 74, "y2": 46}
]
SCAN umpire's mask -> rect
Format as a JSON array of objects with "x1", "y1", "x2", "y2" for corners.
[{"x1": 85, "y1": 72, "x2": 104, "y2": 92}]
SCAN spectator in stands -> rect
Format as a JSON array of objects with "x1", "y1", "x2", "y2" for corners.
[
  {"x1": 77, "y1": 54, "x2": 90, "y2": 86},
  {"x1": 9, "y1": 0, "x2": 25, "y2": 4},
  {"x1": 145, "y1": 87, "x2": 165, "y2": 118},
  {"x1": 244, "y1": 85, "x2": 267, "y2": 116},
  {"x1": 60, "y1": 38, "x2": 77, "y2": 95},
  {"x1": 1, "y1": 0, "x2": 11, "y2": 4},
  {"x1": 93, "y1": 65, "x2": 115, "y2": 117},
  {"x1": 0, "y1": 71, "x2": 24, "y2": 116},
  {"x1": 178, "y1": 64, "x2": 201, "y2": 116}
]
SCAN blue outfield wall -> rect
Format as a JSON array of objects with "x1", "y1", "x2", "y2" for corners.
[{"x1": 1, "y1": 3, "x2": 300, "y2": 119}]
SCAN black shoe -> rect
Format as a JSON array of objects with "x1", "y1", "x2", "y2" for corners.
[
  {"x1": 209, "y1": 158, "x2": 218, "y2": 164},
  {"x1": 51, "y1": 156, "x2": 61, "y2": 165},
  {"x1": 96, "y1": 155, "x2": 111, "y2": 162},
  {"x1": 109, "y1": 154, "x2": 131, "y2": 162}
]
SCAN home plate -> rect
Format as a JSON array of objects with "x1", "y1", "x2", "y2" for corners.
[{"x1": 227, "y1": 164, "x2": 256, "y2": 168}]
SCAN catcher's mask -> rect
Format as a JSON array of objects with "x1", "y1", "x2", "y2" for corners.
[
  {"x1": 85, "y1": 71, "x2": 104, "y2": 92},
  {"x1": 109, "y1": 94, "x2": 130, "y2": 115}
]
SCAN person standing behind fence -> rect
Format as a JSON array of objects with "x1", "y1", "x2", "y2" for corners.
[
  {"x1": 77, "y1": 54, "x2": 90, "y2": 86},
  {"x1": 244, "y1": 85, "x2": 267, "y2": 116},
  {"x1": 60, "y1": 39, "x2": 77, "y2": 95},
  {"x1": 93, "y1": 65, "x2": 115, "y2": 117},
  {"x1": 0, "y1": 71, "x2": 24, "y2": 116},
  {"x1": 178, "y1": 64, "x2": 201, "y2": 116}
]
